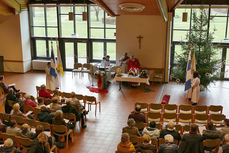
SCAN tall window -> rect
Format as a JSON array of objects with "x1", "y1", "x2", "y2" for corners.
[{"x1": 29, "y1": 4, "x2": 116, "y2": 68}]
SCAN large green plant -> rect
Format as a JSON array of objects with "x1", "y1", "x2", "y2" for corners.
[{"x1": 173, "y1": 9, "x2": 221, "y2": 88}]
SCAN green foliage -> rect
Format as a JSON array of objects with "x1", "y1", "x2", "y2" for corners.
[{"x1": 173, "y1": 9, "x2": 221, "y2": 88}]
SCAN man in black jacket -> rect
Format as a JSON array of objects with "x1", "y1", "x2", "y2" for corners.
[
  {"x1": 179, "y1": 124, "x2": 204, "y2": 153},
  {"x1": 37, "y1": 106, "x2": 54, "y2": 124},
  {"x1": 62, "y1": 100, "x2": 87, "y2": 128}
]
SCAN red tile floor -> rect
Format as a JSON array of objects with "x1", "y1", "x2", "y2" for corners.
[{"x1": 2, "y1": 71, "x2": 229, "y2": 153}]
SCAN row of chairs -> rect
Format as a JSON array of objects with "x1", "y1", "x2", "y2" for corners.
[
  {"x1": 72, "y1": 63, "x2": 93, "y2": 78},
  {"x1": 0, "y1": 132, "x2": 57, "y2": 153},
  {"x1": 146, "y1": 112, "x2": 225, "y2": 125},
  {"x1": 136, "y1": 103, "x2": 223, "y2": 115},
  {"x1": 0, "y1": 113, "x2": 74, "y2": 149},
  {"x1": 35, "y1": 87, "x2": 101, "y2": 116}
]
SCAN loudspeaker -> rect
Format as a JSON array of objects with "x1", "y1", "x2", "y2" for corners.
[{"x1": 0, "y1": 56, "x2": 4, "y2": 73}]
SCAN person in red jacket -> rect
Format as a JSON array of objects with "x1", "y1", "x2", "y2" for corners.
[
  {"x1": 24, "y1": 94, "x2": 37, "y2": 107},
  {"x1": 38, "y1": 84, "x2": 52, "y2": 99}
]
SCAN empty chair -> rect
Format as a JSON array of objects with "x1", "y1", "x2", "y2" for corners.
[
  {"x1": 72, "y1": 63, "x2": 82, "y2": 78},
  {"x1": 208, "y1": 105, "x2": 223, "y2": 115},
  {"x1": 82, "y1": 63, "x2": 93, "y2": 74},
  {"x1": 210, "y1": 114, "x2": 225, "y2": 125},
  {"x1": 179, "y1": 105, "x2": 192, "y2": 114},
  {"x1": 85, "y1": 96, "x2": 101, "y2": 116},
  {"x1": 147, "y1": 112, "x2": 161, "y2": 122},
  {"x1": 135, "y1": 103, "x2": 148, "y2": 113},
  {"x1": 149, "y1": 104, "x2": 162, "y2": 113},
  {"x1": 163, "y1": 113, "x2": 177, "y2": 122},
  {"x1": 193, "y1": 105, "x2": 208, "y2": 114},
  {"x1": 164, "y1": 104, "x2": 177, "y2": 113},
  {"x1": 178, "y1": 113, "x2": 193, "y2": 124},
  {"x1": 194, "y1": 114, "x2": 209, "y2": 124}
]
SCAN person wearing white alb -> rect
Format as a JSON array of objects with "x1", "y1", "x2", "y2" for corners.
[{"x1": 191, "y1": 71, "x2": 200, "y2": 105}]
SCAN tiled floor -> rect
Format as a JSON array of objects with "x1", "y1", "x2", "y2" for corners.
[{"x1": 2, "y1": 71, "x2": 229, "y2": 152}]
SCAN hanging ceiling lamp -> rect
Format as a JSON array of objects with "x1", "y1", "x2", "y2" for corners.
[
  {"x1": 82, "y1": 0, "x2": 87, "y2": 21},
  {"x1": 69, "y1": 1, "x2": 73, "y2": 21}
]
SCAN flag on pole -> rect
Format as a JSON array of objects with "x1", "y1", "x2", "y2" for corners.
[
  {"x1": 185, "y1": 50, "x2": 192, "y2": 91},
  {"x1": 50, "y1": 42, "x2": 57, "y2": 78},
  {"x1": 56, "y1": 41, "x2": 64, "y2": 76},
  {"x1": 191, "y1": 49, "x2": 196, "y2": 75}
]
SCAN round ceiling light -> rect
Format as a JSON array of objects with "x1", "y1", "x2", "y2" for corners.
[{"x1": 119, "y1": 3, "x2": 145, "y2": 12}]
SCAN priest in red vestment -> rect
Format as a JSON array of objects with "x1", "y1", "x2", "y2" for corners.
[{"x1": 127, "y1": 55, "x2": 141, "y2": 73}]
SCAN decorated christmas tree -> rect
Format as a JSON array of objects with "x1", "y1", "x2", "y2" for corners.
[{"x1": 172, "y1": 9, "x2": 221, "y2": 89}]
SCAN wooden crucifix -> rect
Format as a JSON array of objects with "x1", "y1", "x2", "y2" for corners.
[{"x1": 137, "y1": 35, "x2": 143, "y2": 49}]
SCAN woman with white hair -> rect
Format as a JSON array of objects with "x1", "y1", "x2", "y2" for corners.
[
  {"x1": 0, "y1": 138, "x2": 22, "y2": 153},
  {"x1": 17, "y1": 123, "x2": 34, "y2": 139},
  {"x1": 10, "y1": 103, "x2": 24, "y2": 117},
  {"x1": 158, "y1": 134, "x2": 179, "y2": 153},
  {"x1": 28, "y1": 132, "x2": 49, "y2": 153}
]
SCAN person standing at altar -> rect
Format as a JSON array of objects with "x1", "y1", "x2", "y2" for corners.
[
  {"x1": 105, "y1": 55, "x2": 110, "y2": 67},
  {"x1": 119, "y1": 52, "x2": 129, "y2": 73},
  {"x1": 191, "y1": 71, "x2": 200, "y2": 105},
  {"x1": 127, "y1": 55, "x2": 141, "y2": 73}
]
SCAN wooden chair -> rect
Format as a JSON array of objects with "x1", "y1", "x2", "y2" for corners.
[
  {"x1": 33, "y1": 107, "x2": 41, "y2": 119},
  {"x1": 109, "y1": 66, "x2": 120, "y2": 78},
  {"x1": 82, "y1": 63, "x2": 92, "y2": 74},
  {"x1": 2, "y1": 133, "x2": 17, "y2": 146},
  {"x1": 72, "y1": 63, "x2": 82, "y2": 78},
  {"x1": 210, "y1": 114, "x2": 225, "y2": 125},
  {"x1": 52, "y1": 124, "x2": 73, "y2": 148},
  {"x1": 85, "y1": 96, "x2": 101, "y2": 116},
  {"x1": 61, "y1": 92, "x2": 73, "y2": 98},
  {"x1": 177, "y1": 113, "x2": 193, "y2": 124},
  {"x1": 15, "y1": 136, "x2": 33, "y2": 153},
  {"x1": 75, "y1": 94, "x2": 85, "y2": 107},
  {"x1": 23, "y1": 105, "x2": 34, "y2": 114},
  {"x1": 193, "y1": 105, "x2": 208, "y2": 114},
  {"x1": 38, "y1": 122, "x2": 51, "y2": 131},
  {"x1": 194, "y1": 114, "x2": 209, "y2": 124},
  {"x1": 11, "y1": 115, "x2": 25, "y2": 126},
  {"x1": 63, "y1": 113, "x2": 77, "y2": 134},
  {"x1": 149, "y1": 104, "x2": 162, "y2": 113},
  {"x1": 162, "y1": 113, "x2": 177, "y2": 123},
  {"x1": 26, "y1": 119, "x2": 39, "y2": 128},
  {"x1": 164, "y1": 104, "x2": 177, "y2": 113},
  {"x1": 208, "y1": 105, "x2": 223, "y2": 115},
  {"x1": 179, "y1": 105, "x2": 192, "y2": 114},
  {"x1": 147, "y1": 112, "x2": 161, "y2": 122},
  {"x1": 135, "y1": 102, "x2": 148, "y2": 113},
  {"x1": 203, "y1": 138, "x2": 221, "y2": 153}
]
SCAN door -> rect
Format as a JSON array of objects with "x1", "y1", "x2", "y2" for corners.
[
  {"x1": 224, "y1": 48, "x2": 229, "y2": 79},
  {"x1": 64, "y1": 41, "x2": 87, "y2": 70}
]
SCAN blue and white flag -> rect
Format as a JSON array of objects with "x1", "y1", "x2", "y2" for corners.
[
  {"x1": 185, "y1": 50, "x2": 192, "y2": 91},
  {"x1": 50, "y1": 42, "x2": 57, "y2": 78}
]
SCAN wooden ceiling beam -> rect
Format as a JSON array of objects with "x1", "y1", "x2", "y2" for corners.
[
  {"x1": 90, "y1": 0, "x2": 115, "y2": 17},
  {"x1": 170, "y1": 0, "x2": 184, "y2": 11},
  {"x1": 1, "y1": 0, "x2": 20, "y2": 13}
]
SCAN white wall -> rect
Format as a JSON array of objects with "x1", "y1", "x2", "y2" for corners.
[
  {"x1": 20, "y1": 11, "x2": 32, "y2": 72},
  {"x1": 116, "y1": 15, "x2": 167, "y2": 69}
]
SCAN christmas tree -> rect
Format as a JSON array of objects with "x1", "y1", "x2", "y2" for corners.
[{"x1": 172, "y1": 9, "x2": 221, "y2": 89}]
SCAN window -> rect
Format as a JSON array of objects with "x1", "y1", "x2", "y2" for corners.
[
  {"x1": 92, "y1": 42, "x2": 104, "y2": 60},
  {"x1": 35, "y1": 40, "x2": 47, "y2": 57}
]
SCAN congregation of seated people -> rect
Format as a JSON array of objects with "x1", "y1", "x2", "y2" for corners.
[
  {"x1": 1, "y1": 84, "x2": 89, "y2": 152},
  {"x1": 117, "y1": 105, "x2": 229, "y2": 153}
]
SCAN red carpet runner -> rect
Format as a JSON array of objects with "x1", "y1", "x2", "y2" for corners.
[{"x1": 87, "y1": 86, "x2": 108, "y2": 94}]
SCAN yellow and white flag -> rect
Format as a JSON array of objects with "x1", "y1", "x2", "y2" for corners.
[
  {"x1": 191, "y1": 48, "x2": 196, "y2": 75},
  {"x1": 56, "y1": 41, "x2": 64, "y2": 76}
]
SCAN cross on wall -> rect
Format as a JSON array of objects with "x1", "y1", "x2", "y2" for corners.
[{"x1": 137, "y1": 35, "x2": 143, "y2": 49}]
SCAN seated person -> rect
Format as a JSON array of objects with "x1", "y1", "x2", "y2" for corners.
[
  {"x1": 202, "y1": 121, "x2": 223, "y2": 140},
  {"x1": 39, "y1": 84, "x2": 52, "y2": 99},
  {"x1": 128, "y1": 105, "x2": 146, "y2": 123},
  {"x1": 52, "y1": 110, "x2": 66, "y2": 126},
  {"x1": 0, "y1": 138, "x2": 22, "y2": 153},
  {"x1": 6, "y1": 120, "x2": 21, "y2": 136},
  {"x1": 10, "y1": 103, "x2": 24, "y2": 117},
  {"x1": 119, "y1": 52, "x2": 129, "y2": 73},
  {"x1": 0, "y1": 75, "x2": 19, "y2": 94},
  {"x1": 37, "y1": 106, "x2": 54, "y2": 124},
  {"x1": 160, "y1": 121, "x2": 181, "y2": 142},
  {"x1": 37, "y1": 97, "x2": 45, "y2": 109},
  {"x1": 158, "y1": 134, "x2": 179, "y2": 153},
  {"x1": 127, "y1": 55, "x2": 141, "y2": 72},
  {"x1": 136, "y1": 135, "x2": 156, "y2": 153},
  {"x1": 28, "y1": 133, "x2": 49, "y2": 153},
  {"x1": 105, "y1": 55, "x2": 110, "y2": 66},
  {"x1": 122, "y1": 118, "x2": 140, "y2": 137},
  {"x1": 50, "y1": 97, "x2": 61, "y2": 112},
  {"x1": 179, "y1": 124, "x2": 203, "y2": 153},
  {"x1": 142, "y1": 121, "x2": 160, "y2": 139},
  {"x1": 223, "y1": 134, "x2": 229, "y2": 153},
  {"x1": 62, "y1": 100, "x2": 87, "y2": 128},
  {"x1": 71, "y1": 93, "x2": 88, "y2": 114},
  {"x1": 117, "y1": 133, "x2": 135, "y2": 153},
  {"x1": 221, "y1": 119, "x2": 229, "y2": 134},
  {"x1": 17, "y1": 123, "x2": 34, "y2": 139},
  {"x1": 15, "y1": 93, "x2": 24, "y2": 111},
  {"x1": 31, "y1": 125, "x2": 44, "y2": 139},
  {"x1": 24, "y1": 94, "x2": 37, "y2": 107},
  {"x1": 5, "y1": 88, "x2": 17, "y2": 113}
]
